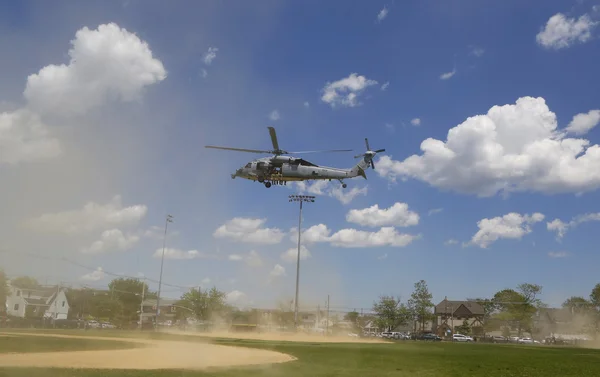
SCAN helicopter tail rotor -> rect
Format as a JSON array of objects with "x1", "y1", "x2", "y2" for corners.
[{"x1": 354, "y1": 138, "x2": 385, "y2": 170}]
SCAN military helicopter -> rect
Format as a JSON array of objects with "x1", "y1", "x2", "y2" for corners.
[{"x1": 205, "y1": 127, "x2": 385, "y2": 188}]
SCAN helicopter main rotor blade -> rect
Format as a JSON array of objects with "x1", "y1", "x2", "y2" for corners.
[
  {"x1": 287, "y1": 149, "x2": 353, "y2": 154},
  {"x1": 375, "y1": 148, "x2": 386, "y2": 153},
  {"x1": 365, "y1": 138, "x2": 371, "y2": 151},
  {"x1": 371, "y1": 159, "x2": 376, "y2": 170},
  {"x1": 267, "y1": 127, "x2": 280, "y2": 151},
  {"x1": 205, "y1": 146, "x2": 272, "y2": 154}
]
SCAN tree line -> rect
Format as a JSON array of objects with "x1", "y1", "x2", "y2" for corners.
[{"x1": 351, "y1": 280, "x2": 600, "y2": 338}]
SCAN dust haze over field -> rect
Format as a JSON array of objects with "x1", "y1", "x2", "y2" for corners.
[{"x1": 0, "y1": 332, "x2": 295, "y2": 370}]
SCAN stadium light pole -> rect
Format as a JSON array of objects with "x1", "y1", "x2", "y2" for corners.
[
  {"x1": 155, "y1": 214, "x2": 173, "y2": 329},
  {"x1": 288, "y1": 194, "x2": 315, "y2": 330}
]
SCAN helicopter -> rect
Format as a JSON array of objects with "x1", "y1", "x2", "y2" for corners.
[{"x1": 205, "y1": 127, "x2": 385, "y2": 188}]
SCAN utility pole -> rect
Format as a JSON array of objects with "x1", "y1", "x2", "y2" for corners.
[
  {"x1": 288, "y1": 195, "x2": 315, "y2": 330},
  {"x1": 156, "y1": 214, "x2": 174, "y2": 329},
  {"x1": 139, "y1": 278, "x2": 146, "y2": 331},
  {"x1": 53, "y1": 283, "x2": 59, "y2": 328}
]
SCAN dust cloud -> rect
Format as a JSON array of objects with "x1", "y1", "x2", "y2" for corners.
[{"x1": 0, "y1": 333, "x2": 295, "y2": 370}]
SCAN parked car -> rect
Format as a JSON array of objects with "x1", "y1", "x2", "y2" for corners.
[
  {"x1": 420, "y1": 333, "x2": 442, "y2": 341},
  {"x1": 452, "y1": 334, "x2": 474, "y2": 342},
  {"x1": 491, "y1": 335, "x2": 508, "y2": 343},
  {"x1": 518, "y1": 337, "x2": 534, "y2": 344}
]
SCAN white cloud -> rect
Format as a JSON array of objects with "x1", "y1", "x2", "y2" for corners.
[
  {"x1": 346, "y1": 202, "x2": 419, "y2": 227},
  {"x1": 81, "y1": 228, "x2": 139, "y2": 254},
  {"x1": 376, "y1": 97, "x2": 600, "y2": 197},
  {"x1": 201, "y1": 68, "x2": 208, "y2": 78},
  {"x1": 80, "y1": 267, "x2": 105, "y2": 281},
  {"x1": 201, "y1": 277, "x2": 211, "y2": 285},
  {"x1": 440, "y1": 69, "x2": 456, "y2": 80},
  {"x1": 377, "y1": 7, "x2": 389, "y2": 22},
  {"x1": 385, "y1": 123, "x2": 395, "y2": 132},
  {"x1": 29, "y1": 195, "x2": 147, "y2": 234},
  {"x1": 269, "y1": 264, "x2": 286, "y2": 279},
  {"x1": 536, "y1": 13, "x2": 598, "y2": 49},
  {"x1": 214, "y1": 217, "x2": 285, "y2": 244},
  {"x1": 203, "y1": 47, "x2": 218, "y2": 65},
  {"x1": 24, "y1": 23, "x2": 166, "y2": 117},
  {"x1": 2, "y1": 23, "x2": 164, "y2": 165},
  {"x1": 565, "y1": 110, "x2": 600, "y2": 135},
  {"x1": 428, "y1": 208, "x2": 443, "y2": 216},
  {"x1": 410, "y1": 118, "x2": 421, "y2": 126},
  {"x1": 380, "y1": 82, "x2": 390, "y2": 91},
  {"x1": 227, "y1": 250, "x2": 263, "y2": 267},
  {"x1": 328, "y1": 227, "x2": 419, "y2": 248},
  {"x1": 281, "y1": 245, "x2": 311, "y2": 263},
  {"x1": 321, "y1": 73, "x2": 378, "y2": 108},
  {"x1": 289, "y1": 223, "x2": 418, "y2": 248},
  {"x1": 470, "y1": 212, "x2": 544, "y2": 248},
  {"x1": 548, "y1": 251, "x2": 570, "y2": 258},
  {"x1": 444, "y1": 239, "x2": 458, "y2": 245},
  {"x1": 304, "y1": 101, "x2": 310, "y2": 108},
  {"x1": 547, "y1": 212, "x2": 600, "y2": 239},
  {"x1": 269, "y1": 110, "x2": 280, "y2": 121},
  {"x1": 143, "y1": 225, "x2": 180, "y2": 240},
  {"x1": 469, "y1": 46, "x2": 485, "y2": 57},
  {"x1": 152, "y1": 248, "x2": 209, "y2": 260},
  {"x1": 294, "y1": 181, "x2": 367, "y2": 204},
  {"x1": 226, "y1": 290, "x2": 248, "y2": 305},
  {"x1": 0, "y1": 109, "x2": 62, "y2": 164}
]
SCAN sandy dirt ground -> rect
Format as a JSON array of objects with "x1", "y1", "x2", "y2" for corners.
[
  {"x1": 0, "y1": 332, "x2": 295, "y2": 370},
  {"x1": 164, "y1": 329, "x2": 388, "y2": 344}
]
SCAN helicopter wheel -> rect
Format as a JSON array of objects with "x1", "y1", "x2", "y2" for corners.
[
  {"x1": 265, "y1": 182, "x2": 272, "y2": 188},
  {"x1": 342, "y1": 183, "x2": 347, "y2": 188}
]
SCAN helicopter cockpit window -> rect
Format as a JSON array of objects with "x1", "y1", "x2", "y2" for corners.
[{"x1": 245, "y1": 163, "x2": 252, "y2": 168}]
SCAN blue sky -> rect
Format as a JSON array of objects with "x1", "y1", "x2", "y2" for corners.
[{"x1": 1, "y1": 0, "x2": 600, "y2": 310}]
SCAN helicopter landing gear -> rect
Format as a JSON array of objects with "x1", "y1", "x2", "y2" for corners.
[
  {"x1": 264, "y1": 182, "x2": 272, "y2": 188},
  {"x1": 338, "y1": 179, "x2": 347, "y2": 188},
  {"x1": 258, "y1": 177, "x2": 265, "y2": 183}
]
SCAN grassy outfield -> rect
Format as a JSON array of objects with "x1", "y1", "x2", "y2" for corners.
[
  {"x1": 0, "y1": 334, "x2": 140, "y2": 354},
  {"x1": 0, "y1": 331, "x2": 599, "y2": 377}
]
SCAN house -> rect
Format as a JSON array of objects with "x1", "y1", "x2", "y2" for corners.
[
  {"x1": 433, "y1": 298, "x2": 485, "y2": 336},
  {"x1": 5, "y1": 283, "x2": 70, "y2": 320}
]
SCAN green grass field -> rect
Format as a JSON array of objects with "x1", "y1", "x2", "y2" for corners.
[{"x1": 1, "y1": 331, "x2": 600, "y2": 376}]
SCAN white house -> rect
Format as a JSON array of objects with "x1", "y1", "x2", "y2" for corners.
[{"x1": 5, "y1": 283, "x2": 70, "y2": 320}]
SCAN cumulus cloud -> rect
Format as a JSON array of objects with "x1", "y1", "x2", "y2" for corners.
[
  {"x1": 536, "y1": 13, "x2": 598, "y2": 49},
  {"x1": 227, "y1": 250, "x2": 263, "y2": 267},
  {"x1": 214, "y1": 217, "x2": 284, "y2": 244},
  {"x1": 304, "y1": 101, "x2": 310, "y2": 108},
  {"x1": 376, "y1": 97, "x2": 600, "y2": 197},
  {"x1": 269, "y1": 264, "x2": 286, "y2": 279},
  {"x1": 440, "y1": 69, "x2": 456, "y2": 80},
  {"x1": 444, "y1": 239, "x2": 458, "y2": 246},
  {"x1": 289, "y1": 223, "x2": 418, "y2": 248},
  {"x1": 411, "y1": 118, "x2": 421, "y2": 126},
  {"x1": 428, "y1": 208, "x2": 443, "y2": 216},
  {"x1": 226, "y1": 290, "x2": 248, "y2": 306},
  {"x1": 0, "y1": 109, "x2": 61, "y2": 164},
  {"x1": 565, "y1": 110, "x2": 600, "y2": 135},
  {"x1": 80, "y1": 267, "x2": 105, "y2": 281},
  {"x1": 346, "y1": 202, "x2": 420, "y2": 227},
  {"x1": 469, "y1": 46, "x2": 485, "y2": 57},
  {"x1": 377, "y1": 7, "x2": 389, "y2": 22},
  {"x1": 547, "y1": 212, "x2": 600, "y2": 239},
  {"x1": 470, "y1": 212, "x2": 544, "y2": 248},
  {"x1": 152, "y1": 248, "x2": 211, "y2": 260},
  {"x1": 28, "y1": 195, "x2": 147, "y2": 234},
  {"x1": 269, "y1": 110, "x2": 280, "y2": 121},
  {"x1": 548, "y1": 251, "x2": 570, "y2": 258},
  {"x1": 24, "y1": 23, "x2": 166, "y2": 117},
  {"x1": 81, "y1": 229, "x2": 139, "y2": 254},
  {"x1": 321, "y1": 73, "x2": 378, "y2": 108},
  {"x1": 381, "y1": 82, "x2": 390, "y2": 91},
  {"x1": 1, "y1": 22, "x2": 165, "y2": 165},
  {"x1": 203, "y1": 47, "x2": 219, "y2": 65},
  {"x1": 294, "y1": 181, "x2": 367, "y2": 204},
  {"x1": 281, "y1": 245, "x2": 311, "y2": 263}
]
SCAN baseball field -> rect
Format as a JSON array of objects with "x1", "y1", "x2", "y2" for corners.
[{"x1": 0, "y1": 330, "x2": 599, "y2": 376}]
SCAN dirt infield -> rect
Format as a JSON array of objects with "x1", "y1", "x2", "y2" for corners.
[
  {"x1": 0, "y1": 333, "x2": 295, "y2": 370},
  {"x1": 164, "y1": 329, "x2": 388, "y2": 344}
]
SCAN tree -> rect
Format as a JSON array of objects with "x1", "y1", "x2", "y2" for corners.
[
  {"x1": 455, "y1": 319, "x2": 471, "y2": 335},
  {"x1": 10, "y1": 276, "x2": 40, "y2": 289},
  {"x1": 562, "y1": 296, "x2": 593, "y2": 314},
  {"x1": 108, "y1": 278, "x2": 148, "y2": 323},
  {"x1": 344, "y1": 311, "x2": 359, "y2": 324},
  {"x1": 407, "y1": 280, "x2": 435, "y2": 333},
  {"x1": 590, "y1": 284, "x2": 600, "y2": 335},
  {"x1": 0, "y1": 269, "x2": 7, "y2": 312},
  {"x1": 179, "y1": 287, "x2": 228, "y2": 321},
  {"x1": 471, "y1": 298, "x2": 497, "y2": 332},
  {"x1": 493, "y1": 283, "x2": 543, "y2": 336},
  {"x1": 372, "y1": 295, "x2": 410, "y2": 332}
]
